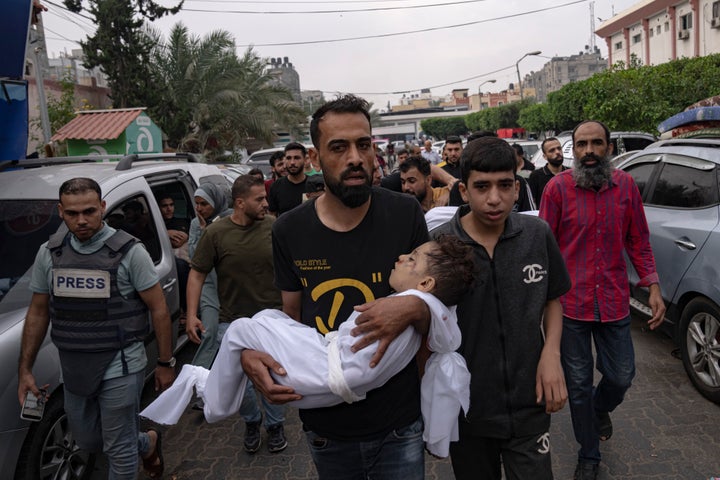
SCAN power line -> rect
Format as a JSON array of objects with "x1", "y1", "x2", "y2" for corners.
[
  {"x1": 237, "y1": 0, "x2": 586, "y2": 46},
  {"x1": 315, "y1": 63, "x2": 516, "y2": 96},
  {"x1": 45, "y1": 10, "x2": 95, "y2": 34},
  {"x1": 183, "y1": 0, "x2": 488, "y2": 14},
  {"x1": 44, "y1": 0, "x2": 96, "y2": 22},
  {"x1": 43, "y1": 27, "x2": 81, "y2": 45}
]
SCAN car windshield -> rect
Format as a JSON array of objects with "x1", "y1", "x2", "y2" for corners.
[{"x1": 0, "y1": 200, "x2": 63, "y2": 315}]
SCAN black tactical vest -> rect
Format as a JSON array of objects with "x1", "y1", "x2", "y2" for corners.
[{"x1": 48, "y1": 229, "x2": 150, "y2": 353}]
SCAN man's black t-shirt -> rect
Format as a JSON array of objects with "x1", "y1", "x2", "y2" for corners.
[
  {"x1": 380, "y1": 171, "x2": 401, "y2": 192},
  {"x1": 268, "y1": 176, "x2": 307, "y2": 216},
  {"x1": 440, "y1": 160, "x2": 461, "y2": 179},
  {"x1": 528, "y1": 165, "x2": 569, "y2": 206},
  {"x1": 272, "y1": 187, "x2": 429, "y2": 440}
]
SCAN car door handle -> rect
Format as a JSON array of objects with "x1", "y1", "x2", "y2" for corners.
[
  {"x1": 162, "y1": 278, "x2": 177, "y2": 290},
  {"x1": 674, "y1": 239, "x2": 696, "y2": 250}
]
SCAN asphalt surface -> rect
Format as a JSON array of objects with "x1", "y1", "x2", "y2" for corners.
[{"x1": 92, "y1": 315, "x2": 720, "y2": 479}]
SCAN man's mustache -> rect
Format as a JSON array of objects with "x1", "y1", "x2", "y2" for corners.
[{"x1": 580, "y1": 153, "x2": 604, "y2": 164}]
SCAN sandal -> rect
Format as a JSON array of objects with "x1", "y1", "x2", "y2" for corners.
[
  {"x1": 142, "y1": 428, "x2": 164, "y2": 478},
  {"x1": 596, "y1": 410, "x2": 613, "y2": 441}
]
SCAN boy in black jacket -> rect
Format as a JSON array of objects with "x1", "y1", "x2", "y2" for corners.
[{"x1": 431, "y1": 136, "x2": 571, "y2": 480}]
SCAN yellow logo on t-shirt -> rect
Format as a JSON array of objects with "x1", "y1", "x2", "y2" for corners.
[{"x1": 311, "y1": 279, "x2": 375, "y2": 334}]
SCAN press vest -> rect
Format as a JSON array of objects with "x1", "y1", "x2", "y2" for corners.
[{"x1": 47, "y1": 229, "x2": 149, "y2": 353}]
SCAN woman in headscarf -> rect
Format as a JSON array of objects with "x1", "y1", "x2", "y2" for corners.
[{"x1": 186, "y1": 182, "x2": 232, "y2": 371}]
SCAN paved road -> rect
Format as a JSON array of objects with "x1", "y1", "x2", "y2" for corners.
[{"x1": 93, "y1": 316, "x2": 720, "y2": 479}]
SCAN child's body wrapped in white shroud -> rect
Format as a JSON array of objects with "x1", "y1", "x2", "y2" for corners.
[{"x1": 140, "y1": 289, "x2": 470, "y2": 458}]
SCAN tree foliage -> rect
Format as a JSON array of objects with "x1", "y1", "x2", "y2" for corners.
[
  {"x1": 537, "y1": 53, "x2": 720, "y2": 134},
  {"x1": 420, "y1": 117, "x2": 468, "y2": 139},
  {"x1": 465, "y1": 99, "x2": 533, "y2": 133},
  {"x1": 475, "y1": 54, "x2": 720, "y2": 135},
  {"x1": 31, "y1": 70, "x2": 94, "y2": 154},
  {"x1": 63, "y1": 0, "x2": 183, "y2": 108},
  {"x1": 146, "y1": 24, "x2": 305, "y2": 155}
]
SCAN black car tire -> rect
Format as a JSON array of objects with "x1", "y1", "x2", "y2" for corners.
[
  {"x1": 679, "y1": 297, "x2": 720, "y2": 405},
  {"x1": 14, "y1": 390, "x2": 96, "y2": 480}
]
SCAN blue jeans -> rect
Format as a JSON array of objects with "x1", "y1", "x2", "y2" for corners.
[
  {"x1": 216, "y1": 322, "x2": 285, "y2": 428},
  {"x1": 64, "y1": 370, "x2": 149, "y2": 480},
  {"x1": 561, "y1": 316, "x2": 636, "y2": 464},
  {"x1": 191, "y1": 304, "x2": 220, "y2": 369},
  {"x1": 304, "y1": 416, "x2": 425, "y2": 480}
]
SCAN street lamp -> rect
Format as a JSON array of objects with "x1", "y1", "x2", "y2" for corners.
[
  {"x1": 515, "y1": 50, "x2": 541, "y2": 101},
  {"x1": 477, "y1": 79, "x2": 496, "y2": 110}
]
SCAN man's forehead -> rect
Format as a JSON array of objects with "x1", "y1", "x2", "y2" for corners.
[
  {"x1": 401, "y1": 167, "x2": 423, "y2": 177},
  {"x1": 60, "y1": 191, "x2": 101, "y2": 204},
  {"x1": 317, "y1": 112, "x2": 370, "y2": 140},
  {"x1": 574, "y1": 122, "x2": 606, "y2": 140},
  {"x1": 285, "y1": 149, "x2": 304, "y2": 157}
]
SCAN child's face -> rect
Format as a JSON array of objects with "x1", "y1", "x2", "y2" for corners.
[
  {"x1": 460, "y1": 170, "x2": 518, "y2": 231},
  {"x1": 389, "y1": 242, "x2": 434, "y2": 292}
]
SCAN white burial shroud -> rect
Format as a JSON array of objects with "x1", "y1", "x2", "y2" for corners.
[{"x1": 140, "y1": 289, "x2": 470, "y2": 458}]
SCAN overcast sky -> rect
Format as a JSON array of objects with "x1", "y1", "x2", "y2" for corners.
[{"x1": 41, "y1": 0, "x2": 641, "y2": 110}]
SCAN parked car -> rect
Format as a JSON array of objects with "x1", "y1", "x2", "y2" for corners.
[
  {"x1": 391, "y1": 140, "x2": 408, "y2": 152},
  {"x1": 532, "y1": 132, "x2": 657, "y2": 168},
  {"x1": 0, "y1": 153, "x2": 229, "y2": 479},
  {"x1": 218, "y1": 163, "x2": 254, "y2": 183},
  {"x1": 507, "y1": 140, "x2": 542, "y2": 161},
  {"x1": 619, "y1": 138, "x2": 720, "y2": 404},
  {"x1": 243, "y1": 145, "x2": 314, "y2": 180},
  {"x1": 242, "y1": 147, "x2": 283, "y2": 180},
  {"x1": 432, "y1": 140, "x2": 445, "y2": 155},
  {"x1": 372, "y1": 139, "x2": 389, "y2": 154}
]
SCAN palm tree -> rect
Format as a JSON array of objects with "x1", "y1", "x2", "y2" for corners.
[{"x1": 147, "y1": 24, "x2": 305, "y2": 156}]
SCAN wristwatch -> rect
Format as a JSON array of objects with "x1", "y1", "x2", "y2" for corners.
[{"x1": 157, "y1": 357, "x2": 176, "y2": 368}]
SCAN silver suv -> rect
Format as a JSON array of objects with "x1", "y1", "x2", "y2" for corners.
[
  {"x1": 0, "y1": 154, "x2": 228, "y2": 479},
  {"x1": 619, "y1": 139, "x2": 720, "y2": 405},
  {"x1": 532, "y1": 131, "x2": 657, "y2": 168}
]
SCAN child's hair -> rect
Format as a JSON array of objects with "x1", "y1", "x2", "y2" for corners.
[{"x1": 425, "y1": 235, "x2": 476, "y2": 306}]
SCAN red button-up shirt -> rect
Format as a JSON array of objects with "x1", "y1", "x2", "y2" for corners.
[{"x1": 539, "y1": 169, "x2": 659, "y2": 322}]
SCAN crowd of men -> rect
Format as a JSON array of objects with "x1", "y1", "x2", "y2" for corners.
[{"x1": 17, "y1": 94, "x2": 665, "y2": 480}]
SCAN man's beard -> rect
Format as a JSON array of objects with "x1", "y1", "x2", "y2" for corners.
[
  {"x1": 547, "y1": 155, "x2": 564, "y2": 168},
  {"x1": 412, "y1": 188, "x2": 427, "y2": 203},
  {"x1": 572, "y1": 153, "x2": 614, "y2": 190},
  {"x1": 324, "y1": 166, "x2": 372, "y2": 208},
  {"x1": 286, "y1": 164, "x2": 303, "y2": 175}
]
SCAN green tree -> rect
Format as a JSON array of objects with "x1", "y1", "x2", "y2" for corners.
[
  {"x1": 31, "y1": 70, "x2": 94, "y2": 154},
  {"x1": 147, "y1": 24, "x2": 305, "y2": 155},
  {"x1": 465, "y1": 99, "x2": 533, "y2": 133},
  {"x1": 536, "y1": 54, "x2": 720, "y2": 134},
  {"x1": 420, "y1": 117, "x2": 468, "y2": 139},
  {"x1": 518, "y1": 102, "x2": 552, "y2": 133},
  {"x1": 63, "y1": 0, "x2": 183, "y2": 108}
]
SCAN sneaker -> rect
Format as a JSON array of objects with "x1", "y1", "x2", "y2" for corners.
[
  {"x1": 573, "y1": 462, "x2": 599, "y2": 480},
  {"x1": 244, "y1": 421, "x2": 262, "y2": 453},
  {"x1": 266, "y1": 424, "x2": 288, "y2": 453}
]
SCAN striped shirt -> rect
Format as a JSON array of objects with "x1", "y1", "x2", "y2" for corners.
[{"x1": 539, "y1": 169, "x2": 659, "y2": 322}]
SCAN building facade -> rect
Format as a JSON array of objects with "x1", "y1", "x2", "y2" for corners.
[
  {"x1": 267, "y1": 57, "x2": 301, "y2": 102},
  {"x1": 524, "y1": 49, "x2": 607, "y2": 102},
  {"x1": 595, "y1": 0, "x2": 720, "y2": 68}
]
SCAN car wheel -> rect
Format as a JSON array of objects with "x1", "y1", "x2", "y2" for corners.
[
  {"x1": 14, "y1": 390, "x2": 96, "y2": 480},
  {"x1": 679, "y1": 297, "x2": 720, "y2": 404}
]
